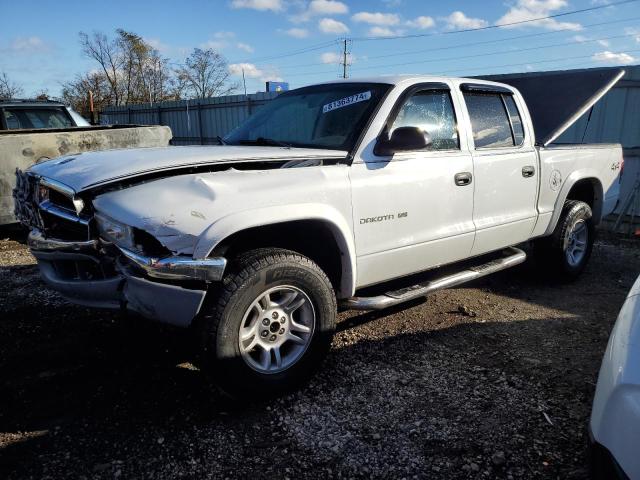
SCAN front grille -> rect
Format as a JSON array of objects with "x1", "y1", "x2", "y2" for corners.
[
  {"x1": 13, "y1": 170, "x2": 43, "y2": 230},
  {"x1": 40, "y1": 209, "x2": 91, "y2": 241},
  {"x1": 14, "y1": 170, "x2": 92, "y2": 241}
]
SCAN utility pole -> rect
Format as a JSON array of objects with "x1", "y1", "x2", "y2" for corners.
[
  {"x1": 88, "y1": 90, "x2": 96, "y2": 125},
  {"x1": 341, "y1": 38, "x2": 351, "y2": 79},
  {"x1": 242, "y1": 68, "x2": 247, "y2": 96}
]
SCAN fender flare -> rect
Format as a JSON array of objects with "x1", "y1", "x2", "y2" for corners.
[
  {"x1": 544, "y1": 169, "x2": 604, "y2": 236},
  {"x1": 193, "y1": 203, "x2": 357, "y2": 298}
]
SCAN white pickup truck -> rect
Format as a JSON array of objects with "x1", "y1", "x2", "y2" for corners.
[{"x1": 14, "y1": 70, "x2": 623, "y2": 396}]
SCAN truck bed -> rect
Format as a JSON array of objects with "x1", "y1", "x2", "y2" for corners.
[{"x1": 533, "y1": 142, "x2": 622, "y2": 237}]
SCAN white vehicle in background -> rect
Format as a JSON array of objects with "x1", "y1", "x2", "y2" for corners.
[
  {"x1": 590, "y1": 274, "x2": 640, "y2": 480},
  {"x1": 14, "y1": 69, "x2": 624, "y2": 396}
]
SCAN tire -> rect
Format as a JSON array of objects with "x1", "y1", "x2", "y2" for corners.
[
  {"x1": 197, "y1": 248, "x2": 337, "y2": 397},
  {"x1": 534, "y1": 200, "x2": 595, "y2": 281}
]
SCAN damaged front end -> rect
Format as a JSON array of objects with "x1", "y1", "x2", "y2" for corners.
[{"x1": 14, "y1": 170, "x2": 226, "y2": 327}]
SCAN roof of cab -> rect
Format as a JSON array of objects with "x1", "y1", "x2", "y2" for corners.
[
  {"x1": 315, "y1": 74, "x2": 513, "y2": 90},
  {"x1": 0, "y1": 99, "x2": 66, "y2": 108}
]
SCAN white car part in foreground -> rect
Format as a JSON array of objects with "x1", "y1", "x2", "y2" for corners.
[{"x1": 590, "y1": 274, "x2": 640, "y2": 479}]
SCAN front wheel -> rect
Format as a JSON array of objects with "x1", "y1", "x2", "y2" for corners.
[
  {"x1": 197, "y1": 248, "x2": 337, "y2": 397},
  {"x1": 534, "y1": 200, "x2": 595, "y2": 281}
]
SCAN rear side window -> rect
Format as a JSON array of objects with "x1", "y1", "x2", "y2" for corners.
[
  {"x1": 391, "y1": 90, "x2": 459, "y2": 150},
  {"x1": 2, "y1": 108, "x2": 73, "y2": 130},
  {"x1": 463, "y1": 92, "x2": 524, "y2": 149}
]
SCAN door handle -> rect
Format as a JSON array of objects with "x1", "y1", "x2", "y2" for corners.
[
  {"x1": 522, "y1": 166, "x2": 535, "y2": 178},
  {"x1": 454, "y1": 172, "x2": 473, "y2": 186}
]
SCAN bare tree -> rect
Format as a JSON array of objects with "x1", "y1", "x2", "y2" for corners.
[
  {"x1": 79, "y1": 31, "x2": 124, "y2": 105},
  {"x1": 79, "y1": 30, "x2": 176, "y2": 106},
  {"x1": 0, "y1": 72, "x2": 24, "y2": 100},
  {"x1": 61, "y1": 71, "x2": 114, "y2": 117},
  {"x1": 176, "y1": 48, "x2": 237, "y2": 99}
]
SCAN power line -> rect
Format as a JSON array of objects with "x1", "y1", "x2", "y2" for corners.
[
  {"x1": 363, "y1": 16, "x2": 640, "y2": 61},
  {"x1": 282, "y1": 46, "x2": 640, "y2": 79},
  {"x1": 267, "y1": 16, "x2": 640, "y2": 73},
  {"x1": 275, "y1": 30, "x2": 639, "y2": 78},
  {"x1": 351, "y1": 0, "x2": 639, "y2": 41},
  {"x1": 224, "y1": 0, "x2": 639, "y2": 86},
  {"x1": 350, "y1": 32, "x2": 640, "y2": 72},
  {"x1": 239, "y1": 15, "x2": 639, "y2": 77},
  {"x1": 436, "y1": 48, "x2": 640, "y2": 76},
  {"x1": 232, "y1": 40, "x2": 339, "y2": 64}
]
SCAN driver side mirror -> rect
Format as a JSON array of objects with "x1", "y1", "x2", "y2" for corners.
[{"x1": 374, "y1": 126, "x2": 432, "y2": 156}]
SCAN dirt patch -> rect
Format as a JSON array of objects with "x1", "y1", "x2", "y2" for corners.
[{"x1": 0, "y1": 228, "x2": 638, "y2": 479}]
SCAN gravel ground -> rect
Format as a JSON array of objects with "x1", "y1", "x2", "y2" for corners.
[{"x1": 0, "y1": 226, "x2": 638, "y2": 479}]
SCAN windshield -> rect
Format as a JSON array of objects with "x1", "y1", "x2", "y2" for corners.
[{"x1": 225, "y1": 83, "x2": 391, "y2": 151}]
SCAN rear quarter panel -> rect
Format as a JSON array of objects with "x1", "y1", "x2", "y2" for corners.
[{"x1": 533, "y1": 143, "x2": 622, "y2": 237}]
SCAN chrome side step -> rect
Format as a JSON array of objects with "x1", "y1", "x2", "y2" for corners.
[{"x1": 342, "y1": 247, "x2": 527, "y2": 311}]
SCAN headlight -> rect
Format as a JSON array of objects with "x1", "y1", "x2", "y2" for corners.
[{"x1": 95, "y1": 212, "x2": 135, "y2": 250}]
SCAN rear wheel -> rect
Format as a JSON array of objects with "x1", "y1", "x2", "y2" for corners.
[
  {"x1": 534, "y1": 200, "x2": 595, "y2": 281},
  {"x1": 197, "y1": 248, "x2": 336, "y2": 397}
]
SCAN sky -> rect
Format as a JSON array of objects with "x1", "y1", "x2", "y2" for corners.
[{"x1": 1, "y1": 0, "x2": 639, "y2": 97}]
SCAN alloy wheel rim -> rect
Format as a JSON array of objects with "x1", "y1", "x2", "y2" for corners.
[
  {"x1": 566, "y1": 219, "x2": 588, "y2": 267},
  {"x1": 238, "y1": 285, "x2": 315, "y2": 374}
]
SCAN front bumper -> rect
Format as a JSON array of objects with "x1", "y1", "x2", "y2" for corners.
[{"x1": 28, "y1": 229, "x2": 227, "y2": 327}]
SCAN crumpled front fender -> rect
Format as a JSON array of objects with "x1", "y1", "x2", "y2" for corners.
[{"x1": 193, "y1": 203, "x2": 357, "y2": 298}]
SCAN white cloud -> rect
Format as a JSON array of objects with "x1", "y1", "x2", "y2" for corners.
[
  {"x1": 572, "y1": 35, "x2": 587, "y2": 42},
  {"x1": 200, "y1": 40, "x2": 226, "y2": 50},
  {"x1": 230, "y1": 0, "x2": 283, "y2": 12},
  {"x1": 236, "y1": 42, "x2": 254, "y2": 53},
  {"x1": 592, "y1": 50, "x2": 636, "y2": 64},
  {"x1": 318, "y1": 18, "x2": 349, "y2": 34},
  {"x1": 8, "y1": 36, "x2": 50, "y2": 54},
  {"x1": 444, "y1": 11, "x2": 488, "y2": 30},
  {"x1": 368, "y1": 26, "x2": 404, "y2": 37},
  {"x1": 320, "y1": 51, "x2": 354, "y2": 64},
  {"x1": 406, "y1": 16, "x2": 435, "y2": 29},
  {"x1": 625, "y1": 27, "x2": 640, "y2": 43},
  {"x1": 597, "y1": 39, "x2": 610, "y2": 47},
  {"x1": 283, "y1": 27, "x2": 309, "y2": 38},
  {"x1": 495, "y1": 0, "x2": 582, "y2": 31},
  {"x1": 145, "y1": 38, "x2": 170, "y2": 53},
  {"x1": 229, "y1": 62, "x2": 283, "y2": 82},
  {"x1": 229, "y1": 62, "x2": 259, "y2": 77},
  {"x1": 321, "y1": 52, "x2": 341, "y2": 63},
  {"x1": 309, "y1": 0, "x2": 348, "y2": 15},
  {"x1": 289, "y1": 0, "x2": 347, "y2": 23},
  {"x1": 352, "y1": 11, "x2": 400, "y2": 26},
  {"x1": 214, "y1": 31, "x2": 236, "y2": 39}
]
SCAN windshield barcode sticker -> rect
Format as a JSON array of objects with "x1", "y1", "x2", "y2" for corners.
[{"x1": 322, "y1": 91, "x2": 371, "y2": 113}]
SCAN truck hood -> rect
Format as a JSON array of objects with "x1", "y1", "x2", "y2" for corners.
[{"x1": 28, "y1": 145, "x2": 348, "y2": 193}]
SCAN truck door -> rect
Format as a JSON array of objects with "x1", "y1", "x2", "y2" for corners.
[
  {"x1": 350, "y1": 83, "x2": 475, "y2": 288},
  {"x1": 460, "y1": 84, "x2": 538, "y2": 255}
]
